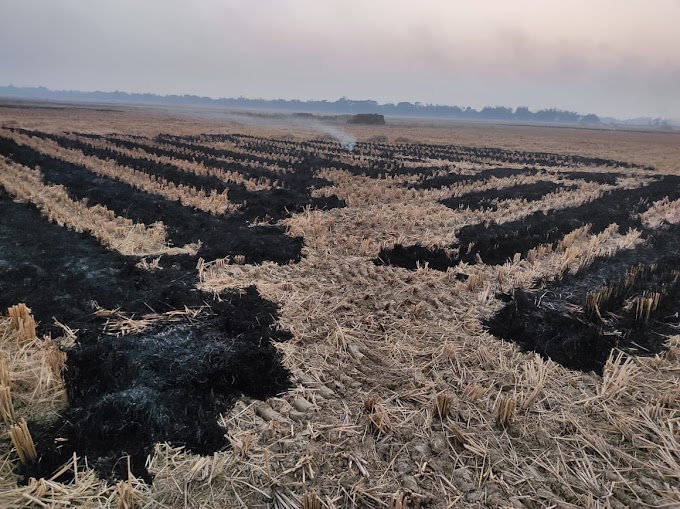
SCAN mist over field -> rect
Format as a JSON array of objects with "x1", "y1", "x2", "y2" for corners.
[{"x1": 1, "y1": 0, "x2": 679, "y2": 119}]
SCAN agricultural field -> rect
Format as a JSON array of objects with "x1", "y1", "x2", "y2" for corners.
[{"x1": 0, "y1": 103, "x2": 679, "y2": 508}]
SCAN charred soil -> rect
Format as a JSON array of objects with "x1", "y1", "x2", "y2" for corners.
[
  {"x1": 378, "y1": 175, "x2": 680, "y2": 270},
  {"x1": 487, "y1": 222, "x2": 680, "y2": 372},
  {"x1": 440, "y1": 180, "x2": 569, "y2": 211},
  {"x1": 0, "y1": 188, "x2": 293, "y2": 482}
]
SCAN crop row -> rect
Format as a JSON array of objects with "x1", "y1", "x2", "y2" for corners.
[
  {"x1": 0, "y1": 131, "x2": 304, "y2": 265},
  {"x1": 2, "y1": 130, "x2": 234, "y2": 215},
  {"x1": 0, "y1": 158, "x2": 191, "y2": 257},
  {"x1": 209, "y1": 132, "x2": 652, "y2": 169},
  {"x1": 377, "y1": 175, "x2": 680, "y2": 270}
]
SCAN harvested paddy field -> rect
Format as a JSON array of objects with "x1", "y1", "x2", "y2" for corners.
[{"x1": 1, "y1": 104, "x2": 679, "y2": 508}]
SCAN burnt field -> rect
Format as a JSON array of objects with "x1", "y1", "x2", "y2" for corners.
[
  {"x1": 377, "y1": 174, "x2": 680, "y2": 268},
  {"x1": 1, "y1": 110, "x2": 679, "y2": 508}
]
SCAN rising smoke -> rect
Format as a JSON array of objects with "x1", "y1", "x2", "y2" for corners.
[
  {"x1": 309, "y1": 121, "x2": 357, "y2": 151},
  {"x1": 177, "y1": 109, "x2": 358, "y2": 152}
]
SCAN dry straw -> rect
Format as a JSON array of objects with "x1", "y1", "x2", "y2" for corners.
[
  {"x1": 0, "y1": 156, "x2": 197, "y2": 256},
  {"x1": 111, "y1": 457, "x2": 150, "y2": 509},
  {"x1": 1, "y1": 112, "x2": 680, "y2": 506},
  {"x1": 433, "y1": 392, "x2": 454, "y2": 419},
  {"x1": 0, "y1": 385, "x2": 16, "y2": 424},
  {"x1": 10, "y1": 418, "x2": 37, "y2": 465},
  {"x1": 192, "y1": 179, "x2": 677, "y2": 506},
  {"x1": 302, "y1": 490, "x2": 321, "y2": 509},
  {"x1": 600, "y1": 351, "x2": 640, "y2": 400},
  {"x1": 389, "y1": 490, "x2": 409, "y2": 509},
  {"x1": 0, "y1": 303, "x2": 69, "y2": 503},
  {"x1": 493, "y1": 394, "x2": 517, "y2": 427},
  {"x1": 8, "y1": 303, "x2": 36, "y2": 342},
  {"x1": 0, "y1": 352, "x2": 10, "y2": 386}
]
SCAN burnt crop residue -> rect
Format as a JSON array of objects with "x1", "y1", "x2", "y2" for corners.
[
  {"x1": 454, "y1": 176, "x2": 680, "y2": 265},
  {"x1": 189, "y1": 133, "x2": 651, "y2": 171},
  {"x1": 0, "y1": 135, "x2": 304, "y2": 265},
  {"x1": 28, "y1": 289, "x2": 291, "y2": 483},
  {"x1": 487, "y1": 223, "x2": 680, "y2": 372},
  {"x1": 83, "y1": 132, "x2": 342, "y2": 196},
  {"x1": 0, "y1": 188, "x2": 292, "y2": 481},
  {"x1": 374, "y1": 244, "x2": 455, "y2": 272},
  {"x1": 10, "y1": 129, "x2": 346, "y2": 223},
  {"x1": 377, "y1": 175, "x2": 680, "y2": 271},
  {"x1": 440, "y1": 181, "x2": 569, "y2": 211},
  {"x1": 410, "y1": 167, "x2": 540, "y2": 190},
  {"x1": 384, "y1": 142, "x2": 650, "y2": 169}
]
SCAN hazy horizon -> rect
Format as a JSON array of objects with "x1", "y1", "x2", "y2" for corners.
[{"x1": 1, "y1": 0, "x2": 678, "y2": 119}]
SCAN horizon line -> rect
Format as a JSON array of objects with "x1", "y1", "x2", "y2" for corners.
[{"x1": 0, "y1": 84, "x2": 675, "y2": 124}]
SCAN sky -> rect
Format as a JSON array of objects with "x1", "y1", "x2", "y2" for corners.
[{"x1": 1, "y1": 0, "x2": 679, "y2": 119}]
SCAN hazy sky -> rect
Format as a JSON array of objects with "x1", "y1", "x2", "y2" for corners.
[{"x1": 1, "y1": 0, "x2": 679, "y2": 118}]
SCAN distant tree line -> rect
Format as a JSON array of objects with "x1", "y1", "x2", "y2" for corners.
[{"x1": 0, "y1": 85, "x2": 601, "y2": 124}]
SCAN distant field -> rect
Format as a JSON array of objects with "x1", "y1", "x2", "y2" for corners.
[{"x1": 1, "y1": 103, "x2": 679, "y2": 508}]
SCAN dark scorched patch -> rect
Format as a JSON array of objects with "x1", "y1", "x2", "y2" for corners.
[
  {"x1": 27, "y1": 288, "x2": 291, "y2": 483},
  {"x1": 374, "y1": 244, "x2": 455, "y2": 272},
  {"x1": 486, "y1": 222, "x2": 680, "y2": 372},
  {"x1": 376, "y1": 175, "x2": 680, "y2": 271},
  {"x1": 0, "y1": 134, "x2": 303, "y2": 265},
  {"x1": 0, "y1": 188, "x2": 292, "y2": 482},
  {"x1": 439, "y1": 181, "x2": 569, "y2": 211}
]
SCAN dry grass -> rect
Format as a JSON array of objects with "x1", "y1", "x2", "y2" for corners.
[
  {"x1": 640, "y1": 197, "x2": 680, "y2": 228},
  {"x1": 0, "y1": 306, "x2": 66, "y2": 424},
  {"x1": 0, "y1": 306, "x2": 156, "y2": 508},
  {"x1": 0, "y1": 106, "x2": 679, "y2": 507},
  {"x1": 0, "y1": 305, "x2": 69, "y2": 506}
]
